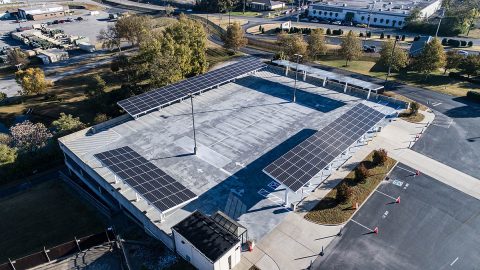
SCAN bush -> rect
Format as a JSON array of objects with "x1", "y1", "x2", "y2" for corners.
[
  {"x1": 94, "y1": 113, "x2": 110, "y2": 124},
  {"x1": 466, "y1": 91, "x2": 480, "y2": 102},
  {"x1": 442, "y1": 38, "x2": 448, "y2": 45},
  {"x1": 447, "y1": 39, "x2": 461, "y2": 47},
  {"x1": 401, "y1": 35, "x2": 405, "y2": 41},
  {"x1": 460, "y1": 40, "x2": 467, "y2": 47},
  {"x1": 332, "y1": 29, "x2": 343, "y2": 35},
  {"x1": 366, "y1": 31, "x2": 371, "y2": 38},
  {"x1": 359, "y1": 32, "x2": 364, "y2": 37},
  {"x1": 380, "y1": 32, "x2": 384, "y2": 39},
  {"x1": 387, "y1": 34, "x2": 391, "y2": 39},
  {"x1": 0, "y1": 92, "x2": 6, "y2": 102},
  {"x1": 336, "y1": 183, "x2": 352, "y2": 204},
  {"x1": 410, "y1": 101, "x2": 420, "y2": 114},
  {"x1": 355, "y1": 163, "x2": 371, "y2": 183},
  {"x1": 468, "y1": 41, "x2": 473, "y2": 47},
  {"x1": 372, "y1": 149, "x2": 388, "y2": 166},
  {"x1": 326, "y1": 28, "x2": 332, "y2": 35}
]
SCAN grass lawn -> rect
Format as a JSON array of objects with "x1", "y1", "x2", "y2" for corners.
[
  {"x1": 229, "y1": 11, "x2": 261, "y2": 17},
  {"x1": 305, "y1": 151, "x2": 397, "y2": 225},
  {"x1": 0, "y1": 179, "x2": 106, "y2": 262},
  {"x1": 316, "y1": 56, "x2": 477, "y2": 97}
]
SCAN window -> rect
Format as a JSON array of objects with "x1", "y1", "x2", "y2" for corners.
[
  {"x1": 361, "y1": 16, "x2": 365, "y2": 20},
  {"x1": 324, "y1": 11, "x2": 327, "y2": 15},
  {"x1": 398, "y1": 21, "x2": 403, "y2": 25},
  {"x1": 386, "y1": 19, "x2": 390, "y2": 24},
  {"x1": 392, "y1": 20, "x2": 396, "y2": 26},
  {"x1": 380, "y1": 18, "x2": 384, "y2": 23},
  {"x1": 373, "y1": 18, "x2": 377, "y2": 22},
  {"x1": 329, "y1": 12, "x2": 333, "y2": 16},
  {"x1": 313, "y1": 10, "x2": 316, "y2": 14},
  {"x1": 335, "y1": 13, "x2": 338, "y2": 17}
]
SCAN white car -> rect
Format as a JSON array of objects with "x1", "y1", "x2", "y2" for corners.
[
  {"x1": 311, "y1": 18, "x2": 319, "y2": 23},
  {"x1": 457, "y1": 50, "x2": 469, "y2": 56},
  {"x1": 332, "y1": 20, "x2": 342, "y2": 25}
]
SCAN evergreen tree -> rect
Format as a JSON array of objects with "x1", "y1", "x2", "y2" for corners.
[{"x1": 223, "y1": 22, "x2": 247, "y2": 52}]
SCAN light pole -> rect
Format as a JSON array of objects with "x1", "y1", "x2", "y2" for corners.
[
  {"x1": 435, "y1": 8, "x2": 445, "y2": 37},
  {"x1": 190, "y1": 94, "x2": 197, "y2": 155},
  {"x1": 364, "y1": 1, "x2": 375, "y2": 45},
  {"x1": 293, "y1": 53, "x2": 302, "y2": 103},
  {"x1": 384, "y1": 37, "x2": 399, "y2": 87}
]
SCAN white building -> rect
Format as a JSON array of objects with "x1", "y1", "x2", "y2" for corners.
[
  {"x1": 247, "y1": 0, "x2": 285, "y2": 11},
  {"x1": 308, "y1": 0, "x2": 442, "y2": 28},
  {"x1": 18, "y1": 4, "x2": 67, "y2": 20},
  {"x1": 172, "y1": 211, "x2": 241, "y2": 270}
]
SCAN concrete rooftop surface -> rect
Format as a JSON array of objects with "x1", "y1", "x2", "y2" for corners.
[{"x1": 60, "y1": 67, "x2": 396, "y2": 242}]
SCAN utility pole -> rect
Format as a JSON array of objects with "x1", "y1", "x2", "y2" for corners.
[
  {"x1": 243, "y1": 0, "x2": 246, "y2": 14},
  {"x1": 435, "y1": 8, "x2": 445, "y2": 37},
  {"x1": 364, "y1": 1, "x2": 375, "y2": 45},
  {"x1": 293, "y1": 54, "x2": 302, "y2": 103},
  {"x1": 190, "y1": 94, "x2": 197, "y2": 155},
  {"x1": 297, "y1": 0, "x2": 301, "y2": 23},
  {"x1": 384, "y1": 37, "x2": 398, "y2": 87}
]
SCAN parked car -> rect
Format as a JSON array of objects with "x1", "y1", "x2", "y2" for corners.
[
  {"x1": 52, "y1": 20, "x2": 59, "y2": 24},
  {"x1": 363, "y1": 45, "x2": 376, "y2": 53},
  {"x1": 457, "y1": 50, "x2": 469, "y2": 56},
  {"x1": 311, "y1": 18, "x2": 319, "y2": 23},
  {"x1": 331, "y1": 20, "x2": 342, "y2": 25},
  {"x1": 76, "y1": 17, "x2": 84, "y2": 21},
  {"x1": 318, "y1": 19, "x2": 330, "y2": 24},
  {"x1": 357, "y1": 23, "x2": 368, "y2": 28},
  {"x1": 341, "y1": 21, "x2": 353, "y2": 26}
]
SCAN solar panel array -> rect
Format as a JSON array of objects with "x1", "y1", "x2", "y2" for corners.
[
  {"x1": 118, "y1": 57, "x2": 267, "y2": 117},
  {"x1": 263, "y1": 104, "x2": 385, "y2": 192},
  {"x1": 94, "y1": 146, "x2": 197, "y2": 212}
]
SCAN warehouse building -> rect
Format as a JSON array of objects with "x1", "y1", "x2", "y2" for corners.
[
  {"x1": 18, "y1": 4, "x2": 69, "y2": 20},
  {"x1": 308, "y1": 0, "x2": 442, "y2": 28}
]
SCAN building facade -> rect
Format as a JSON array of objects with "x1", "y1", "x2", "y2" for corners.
[
  {"x1": 18, "y1": 4, "x2": 67, "y2": 20},
  {"x1": 248, "y1": 0, "x2": 285, "y2": 11},
  {"x1": 307, "y1": 0, "x2": 442, "y2": 28}
]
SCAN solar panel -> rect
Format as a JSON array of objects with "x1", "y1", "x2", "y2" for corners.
[
  {"x1": 94, "y1": 146, "x2": 197, "y2": 212},
  {"x1": 118, "y1": 57, "x2": 267, "y2": 117},
  {"x1": 263, "y1": 103, "x2": 385, "y2": 192}
]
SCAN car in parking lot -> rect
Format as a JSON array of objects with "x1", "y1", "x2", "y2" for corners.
[
  {"x1": 357, "y1": 23, "x2": 368, "y2": 28},
  {"x1": 457, "y1": 50, "x2": 469, "y2": 56},
  {"x1": 363, "y1": 45, "x2": 377, "y2": 53},
  {"x1": 311, "y1": 18, "x2": 319, "y2": 23},
  {"x1": 331, "y1": 20, "x2": 342, "y2": 25}
]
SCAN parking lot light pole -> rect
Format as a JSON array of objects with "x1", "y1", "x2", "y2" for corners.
[
  {"x1": 190, "y1": 94, "x2": 197, "y2": 155},
  {"x1": 293, "y1": 53, "x2": 302, "y2": 103},
  {"x1": 384, "y1": 37, "x2": 399, "y2": 87}
]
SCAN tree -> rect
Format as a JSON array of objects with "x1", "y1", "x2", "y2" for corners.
[
  {"x1": 336, "y1": 183, "x2": 352, "y2": 204},
  {"x1": 115, "y1": 15, "x2": 152, "y2": 47},
  {"x1": 372, "y1": 149, "x2": 388, "y2": 166},
  {"x1": 412, "y1": 38, "x2": 446, "y2": 76},
  {"x1": 410, "y1": 101, "x2": 420, "y2": 114},
  {"x1": 52, "y1": 113, "x2": 85, "y2": 134},
  {"x1": 339, "y1": 30, "x2": 362, "y2": 67},
  {"x1": 0, "y1": 144, "x2": 17, "y2": 165},
  {"x1": 276, "y1": 32, "x2": 307, "y2": 59},
  {"x1": 378, "y1": 40, "x2": 409, "y2": 72},
  {"x1": 0, "y1": 133, "x2": 11, "y2": 145},
  {"x1": 197, "y1": 0, "x2": 239, "y2": 13},
  {"x1": 459, "y1": 54, "x2": 480, "y2": 78},
  {"x1": 405, "y1": 7, "x2": 422, "y2": 25},
  {"x1": 444, "y1": 50, "x2": 464, "y2": 74},
  {"x1": 307, "y1": 28, "x2": 327, "y2": 60},
  {"x1": 6, "y1": 48, "x2": 29, "y2": 70},
  {"x1": 10, "y1": 121, "x2": 52, "y2": 151},
  {"x1": 85, "y1": 74, "x2": 106, "y2": 98},
  {"x1": 15, "y1": 68, "x2": 52, "y2": 95},
  {"x1": 223, "y1": 22, "x2": 247, "y2": 52},
  {"x1": 97, "y1": 25, "x2": 122, "y2": 51},
  {"x1": 355, "y1": 163, "x2": 371, "y2": 183}
]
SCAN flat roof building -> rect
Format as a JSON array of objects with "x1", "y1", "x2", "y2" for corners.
[
  {"x1": 18, "y1": 4, "x2": 68, "y2": 20},
  {"x1": 308, "y1": 0, "x2": 442, "y2": 28}
]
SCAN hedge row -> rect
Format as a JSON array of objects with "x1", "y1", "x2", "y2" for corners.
[{"x1": 442, "y1": 38, "x2": 473, "y2": 47}]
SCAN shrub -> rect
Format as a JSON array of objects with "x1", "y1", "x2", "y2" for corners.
[
  {"x1": 410, "y1": 101, "x2": 420, "y2": 114},
  {"x1": 380, "y1": 32, "x2": 384, "y2": 39},
  {"x1": 466, "y1": 91, "x2": 480, "y2": 102},
  {"x1": 373, "y1": 149, "x2": 388, "y2": 166},
  {"x1": 0, "y1": 92, "x2": 6, "y2": 102},
  {"x1": 261, "y1": 28, "x2": 265, "y2": 34},
  {"x1": 355, "y1": 163, "x2": 371, "y2": 183},
  {"x1": 468, "y1": 41, "x2": 473, "y2": 47},
  {"x1": 0, "y1": 133, "x2": 11, "y2": 145},
  {"x1": 359, "y1": 32, "x2": 364, "y2": 37},
  {"x1": 401, "y1": 35, "x2": 405, "y2": 41},
  {"x1": 460, "y1": 40, "x2": 467, "y2": 47},
  {"x1": 336, "y1": 183, "x2": 353, "y2": 204},
  {"x1": 442, "y1": 38, "x2": 448, "y2": 45},
  {"x1": 387, "y1": 34, "x2": 391, "y2": 39},
  {"x1": 366, "y1": 31, "x2": 371, "y2": 38},
  {"x1": 94, "y1": 113, "x2": 110, "y2": 124},
  {"x1": 332, "y1": 29, "x2": 343, "y2": 35},
  {"x1": 326, "y1": 28, "x2": 332, "y2": 35}
]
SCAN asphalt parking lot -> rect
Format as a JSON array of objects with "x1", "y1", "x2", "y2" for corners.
[{"x1": 313, "y1": 163, "x2": 480, "y2": 270}]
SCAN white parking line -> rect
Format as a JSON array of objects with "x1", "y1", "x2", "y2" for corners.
[
  {"x1": 350, "y1": 219, "x2": 373, "y2": 232},
  {"x1": 450, "y1": 257, "x2": 459, "y2": 266},
  {"x1": 374, "y1": 190, "x2": 397, "y2": 200}
]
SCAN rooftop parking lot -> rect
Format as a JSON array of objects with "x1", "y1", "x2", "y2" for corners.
[
  {"x1": 62, "y1": 66, "x2": 396, "y2": 242},
  {"x1": 314, "y1": 163, "x2": 480, "y2": 269}
]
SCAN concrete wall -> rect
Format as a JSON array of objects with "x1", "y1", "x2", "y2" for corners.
[
  {"x1": 213, "y1": 244, "x2": 241, "y2": 270},
  {"x1": 419, "y1": 0, "x2": 442, "y2": 18}
]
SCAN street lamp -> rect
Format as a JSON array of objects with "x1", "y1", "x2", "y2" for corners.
[
  {"x1": 190, "y1": 94, "x2": 197, "y2": 155},
  {"x1": 293, "y1": 53, "x2": 302, "y2": 103},
  {"x1": 384, "y1": 37, "x2": 399, "y2": 87},
  {"x1": 435, "y1": 8, "x2": 445, "y2": 37}
]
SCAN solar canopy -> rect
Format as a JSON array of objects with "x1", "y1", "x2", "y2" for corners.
[
  {"x1": 263, "y1": 103, "x2": 385, "y2": 192},
  {"x1": 94, "y1": 146, "x2": 197, "y2": 212},
  {"x1": 118, "y1": 57, "x2": 267, "y2": 117}
]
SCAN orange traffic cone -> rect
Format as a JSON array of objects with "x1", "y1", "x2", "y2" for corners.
[
  {"x1": 373, "y1": 227, "x2": 378, "y2": 235},
  {"x1": 396, "y1": 196, "x2": 401, "y2": 204}
]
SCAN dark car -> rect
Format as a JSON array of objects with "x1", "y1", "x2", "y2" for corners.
[
  {"x1": 76, "y1": 17, "x2": 83, "y2": 21},
  {"x1": 52, "y1": 20, "x2": 59, "y2": 24}
]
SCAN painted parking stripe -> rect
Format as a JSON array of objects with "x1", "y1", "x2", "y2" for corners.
[
  {"x1": 350, "y1": 219, "x2": 374, "y2": 232},
  {"x1": 450, "y1": 257, "x2": 459, "y2": 266}
]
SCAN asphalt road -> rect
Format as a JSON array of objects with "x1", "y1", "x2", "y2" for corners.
[{"x1": 313, "y1": 163, "x2": 480, "y2": 269}]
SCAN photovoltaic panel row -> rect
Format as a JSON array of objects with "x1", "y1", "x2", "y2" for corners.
[
  {"x1": 94, "y1": 146, "x2": 197, "y2": 212},
  {"x1": 263, "y1": 103, "x2": 385, "y2": 192},
  {"x1": 118, "y1": 57, "x2": 267, "y2": 117}
]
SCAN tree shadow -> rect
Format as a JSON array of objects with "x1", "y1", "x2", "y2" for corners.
[{"x1": 444, "y1": 96, "x2": 480, "y2": 119}]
